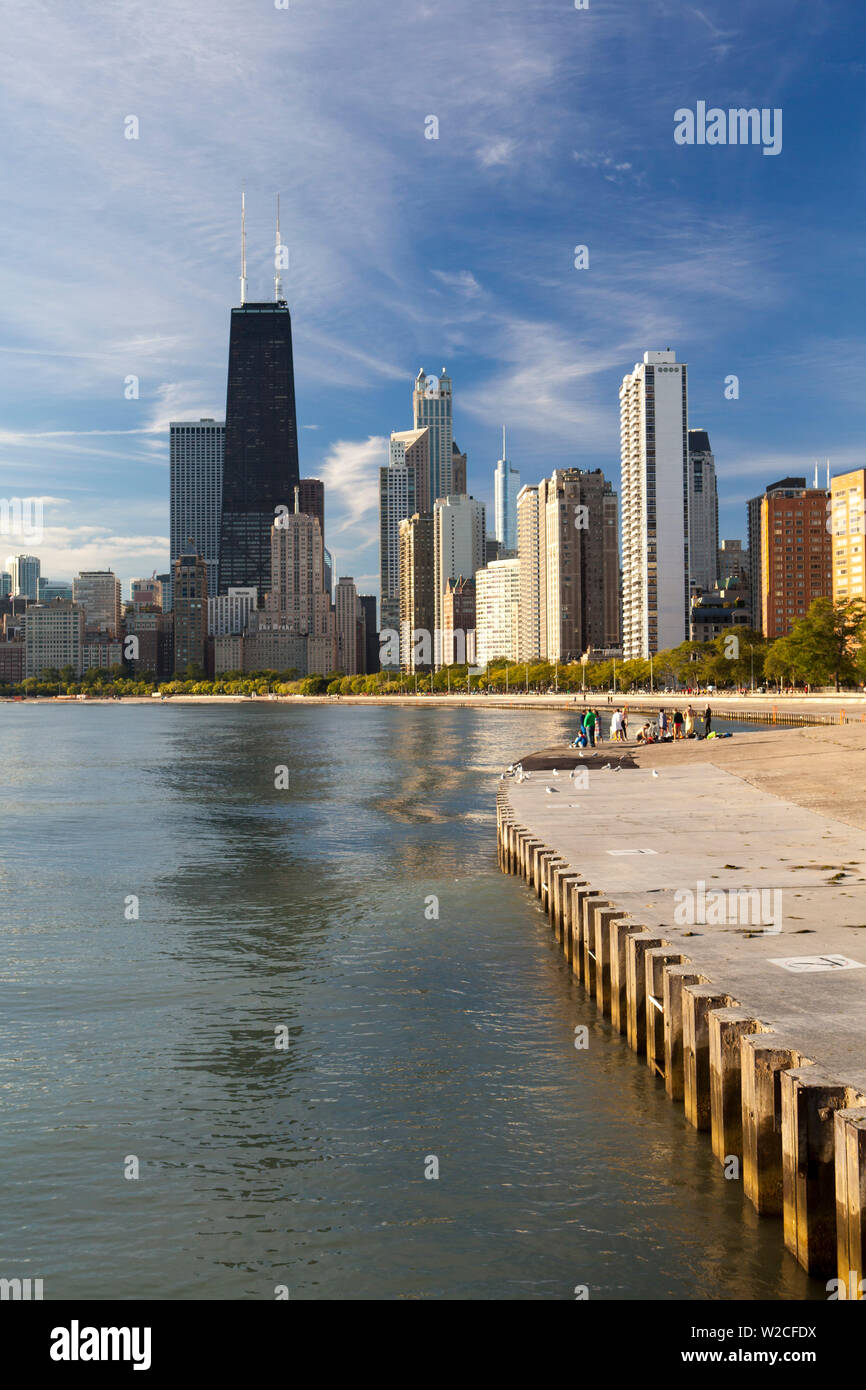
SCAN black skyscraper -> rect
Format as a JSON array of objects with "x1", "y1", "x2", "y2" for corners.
[{"x1": 218, "y1": 301, "x2": 300, "y2": 596}]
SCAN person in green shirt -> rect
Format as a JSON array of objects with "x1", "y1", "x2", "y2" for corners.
[{"x1": 582, "y1": 708, "x2": 597, "y2": 747}]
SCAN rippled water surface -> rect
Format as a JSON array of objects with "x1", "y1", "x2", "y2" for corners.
[{"x1": 0, "y1": 703, "x2": 820, "y2": 1300}]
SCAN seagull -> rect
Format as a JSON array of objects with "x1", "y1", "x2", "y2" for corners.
[
  {"x1": 578, "y1": 751, "x2": 585, "y2": 759},
  {"x1": 652, "y1": 769, "x2": 659, "y2": 778},
  {"x1": 545, "y1": 785, "x2": 558, "y2": 794},
  {"x1": 603, "y1": 763, "x2": 612, "y2": 771},
  {"x1": 552, "y1": 768, "x2": 559, "y2": 776}
]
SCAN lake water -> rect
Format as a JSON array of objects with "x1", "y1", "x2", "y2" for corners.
[{"x1": 0, "y1": 702, "x2": 819, "y2": 1300}]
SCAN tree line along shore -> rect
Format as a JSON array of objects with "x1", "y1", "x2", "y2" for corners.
[{"x1": 6, "y1": 597, "x2": 866, "y2": 700}]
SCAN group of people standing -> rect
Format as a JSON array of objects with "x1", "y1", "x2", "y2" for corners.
[
  {"x1": 574, "y1": 703, "x2": 714, "y2": 746},
  {"x1": 657, "y1": 705, "x2": 713, "y2": 738}
]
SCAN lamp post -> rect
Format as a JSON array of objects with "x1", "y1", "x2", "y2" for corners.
[
  {"x1": 650, "y1": 652, "x2": 654, "y2": 694},
  {"x1": 581, "y1": 651, "x2": 588, "y2": 695},
  {"x1": 525, "y1": 663, "x2": 528, "y2": 693}
]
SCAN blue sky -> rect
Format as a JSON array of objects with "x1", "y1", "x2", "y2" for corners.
[{"x1": 1, "y1": 0, "x2": 863, "y2": 597}]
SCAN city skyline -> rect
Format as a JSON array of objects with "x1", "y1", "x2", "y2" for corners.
[{"x1": 1, "y1": 2, "x2": 863, "y2": 596}]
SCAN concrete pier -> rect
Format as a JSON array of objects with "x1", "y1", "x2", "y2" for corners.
[{"x1": 497, "y1": 728, "x2": 866, "y2": 1290}]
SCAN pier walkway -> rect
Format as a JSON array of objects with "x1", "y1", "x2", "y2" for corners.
[{"x1": 497, "y1": 724, "x2": 866, "y2": 1292}]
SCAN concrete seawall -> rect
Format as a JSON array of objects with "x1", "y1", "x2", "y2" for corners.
[{"x1": 496, "y1": 729, "x2": 866, "y2": 1295}]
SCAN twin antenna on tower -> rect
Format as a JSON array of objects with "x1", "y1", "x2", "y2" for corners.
[{"x1": 239, "y1": 192, "x2": 286, "y2": 306}]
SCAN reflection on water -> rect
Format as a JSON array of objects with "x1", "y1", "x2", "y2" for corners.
[{"x1": 0, "y1": 703, "x2": 819, "y2": 1300}]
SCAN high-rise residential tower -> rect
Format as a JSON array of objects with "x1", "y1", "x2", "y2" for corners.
[
  {"x1": 170, "y1": 419, "x2": 224, "y2": 600},
  {"x1": 687, "y1": 429, "x2": 719, "y2": 593},
  {"x1": 379, "y1": 429, "x2": 426, "y2": 646},
  {"x1": 830, "y1": 469, "x2": 866, "y2": 605},
  {"x1": 359, "y1": 595, "x2": 378, "y2": 674},
  {"x1": 757, "y1": 480, "x2": 831, "y2": 639},
  {"x1": 516, "y1": 485, "x2": 542, "y2": 661},
  {"x1": 73, "y1": 570, "x2": 122, "y2": 636},
  {"x1": 518, "y1": 469, "x2": 619, "y2": 663},
  {"x1": 433, "y1": 495, "x2": 486, "y2": 664},
  {"x1": 441, "y1": 576, "x2": 475, "y2": 665},
  {"x1": 399, "y1": 513, "x2": 435, "y2": 672},
  {"x1": 475, "y1": 559, "x2": 520, "y2": 667},
  {"x1": 6, "y1": 554, "x2": 40, "y2": 600},
  {"x1": 413, "y1": 368, "x2": 453, "y2": 508},
  {"x1": 265, "y1": 512, "x2": 336, "y2": 674},
  {"x1": 219, "y1": 295, "x2": 301, "y2": 596},
  {"x1": 24, "y1": 598, "x2": 85, "y2": 678},
  {"x1": 173, "y1": 550, "x2": 208, "y2": 674},
  {"x1": 494, "y1": 428, "x2": 520, "y2": 554},
  {"x1": 335, "y1": 576, "x2": 363, "y2": 675},
  {"x1": 620, "y1": 350, "x2": 689, "y2": 658}
]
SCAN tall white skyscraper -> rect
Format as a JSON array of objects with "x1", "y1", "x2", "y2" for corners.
[
  {"x1": 6, "y1": 553, "x2": 40, "y2": 599},
  {"x1": 413, "y1": 368, "x2": 453, "y2": 509},
  {"x1": 619, "y1": 350, "x2": 689, "y2": 658},
  {"x1": 475, "y1": 558, "x2": 520, "y2": 666},
  {"x1": 433, "y1": 495, "x2": 486, "y2": 665},
  {"x1": 379, "y1": 428, "x2": 426, "y2": 645},
  {"x1": 687, "y1": 429, "x2": 719, "y2": 593},
  {"x1": 170, "y1": 419, "x2": 225, "y2": 601},
  {"x1": 493, "y1": 427, "x2": 520, "y2": 553},
  {"x1": 516, "y1": 485, "x2": 542, "y2": 661}
]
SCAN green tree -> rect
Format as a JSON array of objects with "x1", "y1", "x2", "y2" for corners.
[{"x1": 780, "y1": 598, "x2": 864, "y2": 690}]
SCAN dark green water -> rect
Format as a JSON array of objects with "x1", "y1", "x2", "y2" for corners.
[{"x1": 0, "y1": 703, "x2": 820, "y2": 1300}]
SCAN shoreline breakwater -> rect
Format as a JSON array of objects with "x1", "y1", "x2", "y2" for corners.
[{"x1": 496, "y1": 728, "x2": 866, "y2": 1296}]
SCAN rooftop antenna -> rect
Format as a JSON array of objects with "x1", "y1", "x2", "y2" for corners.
[
  {"x1": 502, "y1": 424, "x2": 506, "y2": 461},
  {"x1": 240, "y1": 191, "x2": 248, "y2": 306},
  {"x1": 813, "y1": 461, "x2": 819, "y2": 489},
  {"x1": 274, "y1": 193, "x2": 283, "y2": 303},
  {"x1": 826, "y1": 458, "x2": 830, "y2": 489}
]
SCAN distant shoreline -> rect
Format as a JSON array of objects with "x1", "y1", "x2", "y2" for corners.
[{"x1": 4, "y1": 691, "x2": 866, "y2": 719}]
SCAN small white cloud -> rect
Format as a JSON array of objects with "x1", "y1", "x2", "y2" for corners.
[
  {"x1": 431, "y1": 269, "x2": 482, "y2": 298},
  {"x1": 477, "y1": 138, "x2": 516, "y2": 168},
  {"x1": 573, "y1": 151, "x2": 639, "y2": 184}
]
